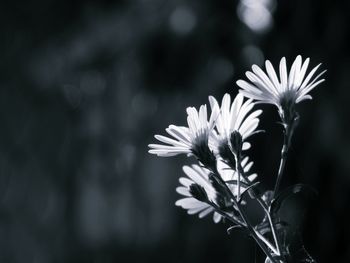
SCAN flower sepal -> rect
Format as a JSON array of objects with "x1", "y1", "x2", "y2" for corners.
[
  {"x1": 208, "y1": 173, "x2": 234, "y2": 211},
  {"x1": 189, "y1": 183, "x2": 209, "y2": 203}
]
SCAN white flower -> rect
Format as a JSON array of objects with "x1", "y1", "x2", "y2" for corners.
[
  {"x1": 176, "y1": 158, "x2": 257, "y2": 223},
  {"x1": 236, "y1": 55, "x2": 326, "y2": 107},
  {"x1": 175, "y1": 165, "x2": 221, "y2": 223},
  {"x1": 175, "y1": 165, "x2": 222, "y2": 222},
  {"x1": 148, "y1": 104, "x2": 219, "y2": 158},
  {"x1": 208, "y1": 93, "x2": 262, "y2": 156}
]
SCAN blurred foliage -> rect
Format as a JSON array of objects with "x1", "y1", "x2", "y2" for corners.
[{"x1": 0, "y1": 0, "x2": 350, "y2": 262}]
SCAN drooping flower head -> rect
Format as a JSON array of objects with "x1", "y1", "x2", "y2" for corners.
[
  {"x1": 236, "y1": 55, "x2": 326, "y2": 125},
  {"x1": 176, "y1": 159, "x2": 257, "y2": 223},
  {"x1": 148, "y1": 104, "x2": 219, "y2": 167},
  {"x1": 175, "y1": 165, "x2": 220, "y2": 222},
  {"x1": 208, "y1": 93, "x2": 262, "y2": 164}
]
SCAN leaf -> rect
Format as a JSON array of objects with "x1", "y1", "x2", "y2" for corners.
[
  {"x1": 243, "y1": 181, "x2": 261, "y2": 200},
  {"x1": 255, "y1": 217, "x2": 288, "y2": 235},
  {"x1": 239, "y1": 181, "x2": 260, "y2": 202},
  {"x1": 226, "y1": 225, "x2": 248, "y2": 235},
  {"x1": 270, "y1": 184, "x2": 317, "y2": 214},
  {"x1": 226, "y1": 180, "x2": 262, "y2": 201},
  {"x1": 227, "y1": 225, "x2": 242, "y2": 234},
  {"x1": 261, "y1": 190, "x2": 274, "y2": 206},
  {"x1": 292, "y1": 245, "x2": 317, "y2": 263},
  {"x1": 283, "y1": 229, "x2": 317, "y2": 263},
  {"x1": 264, "y1": 255, "x2": 285, "y2": 263},
  {"x1": 225, "y1": 180, "x2": 250, "y2": 188}
]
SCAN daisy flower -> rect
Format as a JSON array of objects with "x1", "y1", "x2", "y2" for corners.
[
  {"x1": 236, "y1": 55, "x2": 326, "y2": 124},
  {"x1": 208, "y1": 93, "x2": 262, "y2": 159},
  {"x1": 175, "y1": 158, "x2": 257, "y2": 223},
  {"x1": 148, "y1": 104, "x2": 219, "y2": 166}
]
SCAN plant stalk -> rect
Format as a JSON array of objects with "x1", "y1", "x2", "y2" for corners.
[
  {"x1": 210, "y1": 165, "x2": 280, "y2": 263},
  {"x1": 236, "y1": 160, "x2": 282, "y2": 259},
  {"x1": 273, "y1": 123, "x2": 293, "y2": 199}
]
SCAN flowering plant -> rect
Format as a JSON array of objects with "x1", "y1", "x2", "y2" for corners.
[{"x1": 149, "y1": 55, "x2": 325, "y2": 263}]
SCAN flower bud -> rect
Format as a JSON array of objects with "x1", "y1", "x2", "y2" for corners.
[
  {"x1": 218, "y1": 140, "x2": 236, "y2": 168},
  {"x1": 229, "y1": 130, "x2": 243, "y2": 156}
]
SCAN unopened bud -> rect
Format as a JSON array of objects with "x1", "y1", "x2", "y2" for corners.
[{"x1": 229, "y1": 131, "x2": 243, "y2": 156}]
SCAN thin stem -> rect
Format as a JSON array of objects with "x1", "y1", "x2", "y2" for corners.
[
  {"x1": 257, "y1": 199, "x2": 281, "y2": 255},
  {"x1": 273, "y1": 123, "x2": 292, "y2": 199},
  {"x1": 236, "y1": 161, "x2": 282, "y2": 257},
  {"x1": 237, "y1": 203, "x2": 279, "y2": 263},
  {"x1": 255, "y1": 229, "x2": 279, "y2": 255},
  {"x1": 235, "y1": 154, "x2": 241, "y2": 201},
  {"x1": 270, "y1": 116, "x2": 298, "y2": 259},
  {"x1": 210, "y1": 202, "x2": 246, "y2": 227},
  {"x1": 209, "y1": 166, "x2": 279, "y2": 263},
  {"x1": 211, "y1": 202, "x2": 279, "y2": 257}
]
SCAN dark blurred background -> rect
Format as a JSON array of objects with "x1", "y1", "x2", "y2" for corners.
[{"x1": 0, "y1": 0, "x2": 349, "y2": 262}]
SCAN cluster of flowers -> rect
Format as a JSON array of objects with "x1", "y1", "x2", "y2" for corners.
[
  {"x1": 148, "y1": 55, "x2": 325, "y2": 262},
  {"x1": 149, "y1": 92, "x2": 260, "y2": 222},
  {"x1": 149, "y1": 55, "x2": 324, "y2": 221}
]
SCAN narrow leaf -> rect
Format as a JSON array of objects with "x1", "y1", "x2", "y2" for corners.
[{"x1": 271, "y1": 184, "x2": 317, "y2": 214}]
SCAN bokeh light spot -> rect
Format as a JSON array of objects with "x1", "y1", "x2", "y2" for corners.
[
  {"x1": 242, "y1": 45, "x2": 265, "y2": 66},
  {"x1": 237, "y1": 0, "x2": 275, "y2": 33},
  {"x1": 169, "y1": 6, "x2": 197, "y2": 35}
]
